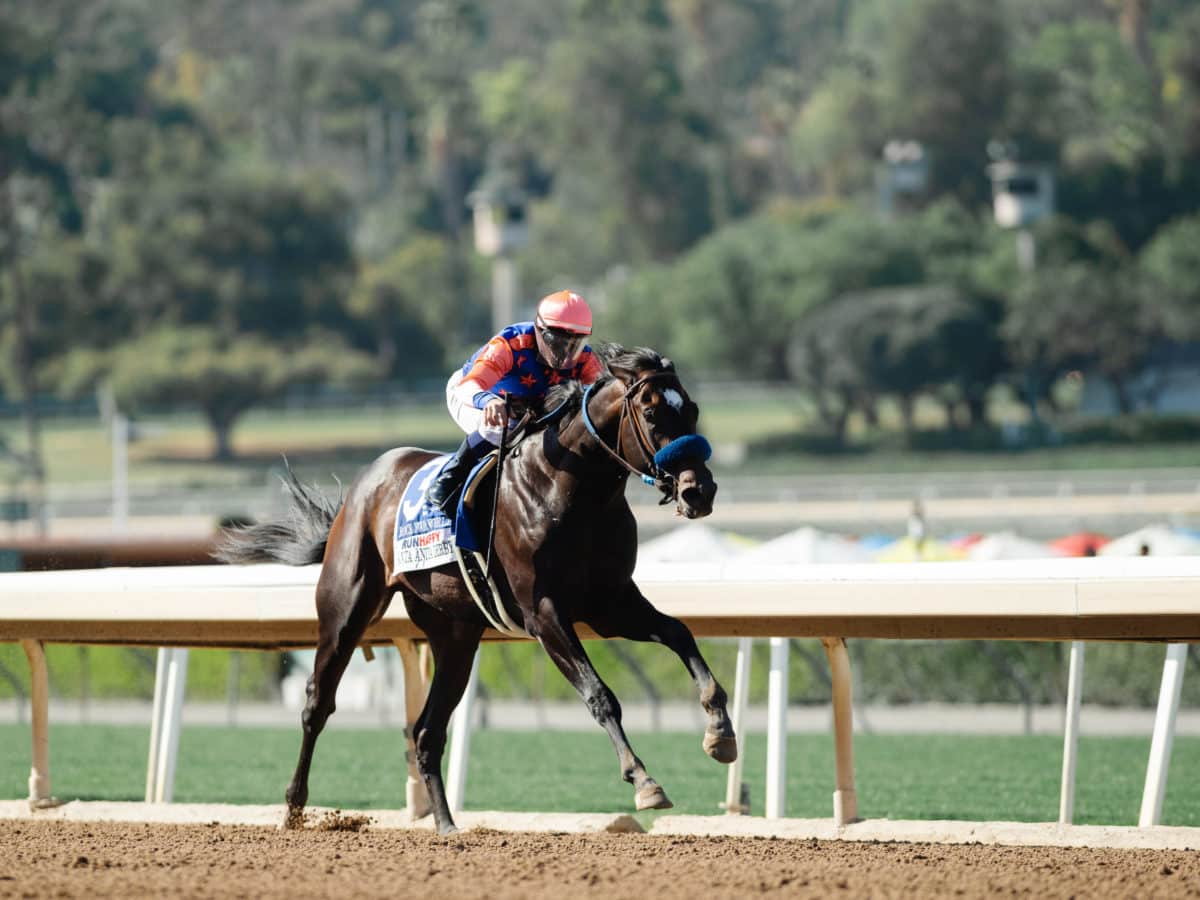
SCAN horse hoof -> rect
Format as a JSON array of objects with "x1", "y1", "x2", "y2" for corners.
[
  {"x1": 280, "y1": 806, "x2": 306, "y2": 830},
  {"x1": 437, "y1": 823, "x2": 459, "y2": 836},
  {"x1": 635, "y1": 785, "x2": 673, "y2": 811},
  {"x1": 703, "y1": 732, "x2": 738, "y2": 764}
]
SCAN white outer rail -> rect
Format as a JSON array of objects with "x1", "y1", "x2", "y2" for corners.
[{"x1": 2, "y1": 557, "x2": 1197, "y2": 824}]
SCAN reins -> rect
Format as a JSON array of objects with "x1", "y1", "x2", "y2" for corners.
[
  {"x1": 484, "y1": 394, "x2": 513, "y2": 581},
  {"x1": 580, "y1": 372, "x2": 712, "y2": 503}
]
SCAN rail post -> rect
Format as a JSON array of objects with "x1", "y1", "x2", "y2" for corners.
[
  {"x1": 20, "y1": 639, "x2": 57, "y2": 809},
  {"x1": 822, "y1": 637, "x2": 858, "y2": 825},
  {"x1": 722, "y1": 637, "x2": 752, "y2": 814},
  {"x1": 395, "y1": 638, "x2": 432, "y2": 821},
  {"x1": 446, "y1": 649, "x2": 481, "y2": 814},
  {"x1": 1139, "y1": 643, "x2": 1188, "y2": 827},
  {"x1": 765, "y1": 637, "x2": 789, "y2": 818},
  {"x1": 1059, "y1": 641, "x2": 1085, "y2": 824}
]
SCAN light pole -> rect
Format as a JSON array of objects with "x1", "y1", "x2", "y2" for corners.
[
  {"x1": 98, "y1": 384, "x2": 129, "y2": 534},
  {"x1": 468, "y1": 170, "x2": 529, "y2": 332},
  {"x1": 876, "y1": 140, "x2": 929, "y2": 217},
  {"x1": 987, "y1": 151, "x2": 1056, "y2": 428},
  {"x1": 986, "y1": 154, "x2": 1055, "y2": 275}
]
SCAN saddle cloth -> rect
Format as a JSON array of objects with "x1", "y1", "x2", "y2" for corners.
[
  {"x1": 392, "y1": 453, "x2": 496, "y2": 572},
  {"x1": 392, "y1": 455, "x2": 457, "y2": 573}
]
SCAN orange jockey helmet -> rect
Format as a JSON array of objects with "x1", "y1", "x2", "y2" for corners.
[{"x1": 534, "y1": 290, "x2": 592, "y2": 369}]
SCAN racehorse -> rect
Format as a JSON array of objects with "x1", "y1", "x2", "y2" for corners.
[{"x1": 216, "y1": 344, "x2": 734, "y2": 834}]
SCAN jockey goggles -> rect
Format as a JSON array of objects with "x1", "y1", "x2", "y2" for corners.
[{"x1": 535, "y1": 316, "x2": 588, "y2": 369}]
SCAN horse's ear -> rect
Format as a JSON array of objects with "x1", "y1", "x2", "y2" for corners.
[
  {"x1": 660, "y1": 357, "x2": 675, "y2": 372},
  {"x1": 607, "y1": 362, "x2": 636, "y2": 385}
]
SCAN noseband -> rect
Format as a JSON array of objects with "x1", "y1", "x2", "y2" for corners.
[{"x1": 581, "y1": 374, "x2": 712, "y2": 502}]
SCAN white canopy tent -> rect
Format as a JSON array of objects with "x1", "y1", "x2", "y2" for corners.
[
  {"x1": 1100, "y1": 524, "x2": 1200, "y2": 558},
  {"x1": 737, "y1": 526, "x2": 873, "y2": 565},
  {"x1": 637, "y1": 523, "x2": 755, "y2": 563},
  {"x1": 968, "y1": 531, "x2": 1062, "y2": 562}
]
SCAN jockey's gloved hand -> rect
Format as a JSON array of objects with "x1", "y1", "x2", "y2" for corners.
[{"x1": 482, "y1": 399, "x2": 507, "y2": 428}]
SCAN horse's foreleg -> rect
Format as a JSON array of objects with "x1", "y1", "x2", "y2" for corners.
[
  {"x1": 410, "y1": 620, "x2": 484, "y2": 836},
  {"x1": 531, "y1": 599, "x2": 672, "y2": 811},
  {"x1": 284, "y1": 532, "x2": 382, "y2": 828},
  {"x1": 596, "y1": 586, "x2": 737, "y2": 764}
]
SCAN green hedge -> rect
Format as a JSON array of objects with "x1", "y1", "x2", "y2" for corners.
[
  {"x1": 3, "y1": 640, "x2": 1191, "y2": 708},
  {"x1": 0, "y1": 646, "x2": 284, "y2": 702}
]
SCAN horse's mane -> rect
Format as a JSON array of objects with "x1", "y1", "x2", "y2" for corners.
[{"x1": 536, "y1": 343, "x2": 675, "y2": 430}]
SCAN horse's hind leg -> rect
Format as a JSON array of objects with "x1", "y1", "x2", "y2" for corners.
[
  {"x1": 531, "y1": 599, "x2": 672, "y2": 811},
  {"x1": 283, "y1": 524, "x2": 384, "y2": 828},
  {"x1": 593, "y1": 585, "x2": 737, "y2": 764},
  {"x1": 405, "y1": 602, "x2": 483, "y2": 836}
]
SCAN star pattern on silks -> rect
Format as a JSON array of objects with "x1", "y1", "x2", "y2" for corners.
[
  {"x1": 546, "y1": 369, "x2": 563, "y2": 385},
  {"x1": 520, "y1": 373, "x2": 538, "y2": 388},
  {"x1": 516, "y1": 352, "x2": 534, "y2": 368}
]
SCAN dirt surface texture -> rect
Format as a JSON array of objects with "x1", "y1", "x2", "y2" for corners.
[{"x1": 2, "y1": 819, "x2": 1198, "y2": 899}]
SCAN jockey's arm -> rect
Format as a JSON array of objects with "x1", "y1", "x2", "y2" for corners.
[
  {"x1": 456, "y1": 334, "x2": 513, "y2": 411},
  {"x1": 578, "y1": 350, "x2": 603, "y2": 385}
]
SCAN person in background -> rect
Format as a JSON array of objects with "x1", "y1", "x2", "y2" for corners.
[
  {"x1": 907, "y1": 499, "x2": 928, "y2": 560},
  {"x1": 425, "y1": 290, "x2": 603, "y2": 514}
]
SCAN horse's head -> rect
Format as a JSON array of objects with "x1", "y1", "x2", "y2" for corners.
[{"x1": 587, "y1": 347, "x2": 718, "y2": 519}]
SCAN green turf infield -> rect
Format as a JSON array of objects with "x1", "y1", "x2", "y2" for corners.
[
  {"x1": 17, "y1": 396, "x2": 1200, "y2": 490},
  {"x1": 1, "y1": 725, "x2": 1196, "y2": 828}
]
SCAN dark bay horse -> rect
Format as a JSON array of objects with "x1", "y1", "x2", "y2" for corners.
[{"x1": 217, "y1": 344, "x2": 735, "y2": 834}]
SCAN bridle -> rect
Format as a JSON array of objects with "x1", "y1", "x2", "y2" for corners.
[{"x1": 580, "y1": 372, "x2": 712, "y2": 503}]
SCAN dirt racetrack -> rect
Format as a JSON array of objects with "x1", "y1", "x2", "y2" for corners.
[{"x1": 1, "y1": 819, "x2": 1198, "y2": 899}]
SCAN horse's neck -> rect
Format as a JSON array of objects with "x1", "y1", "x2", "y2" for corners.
[{"x1": 522, "y1": 410, "x2": 630, "y2": 508}]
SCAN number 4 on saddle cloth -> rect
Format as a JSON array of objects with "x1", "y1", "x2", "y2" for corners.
[{"x1": 393, "y1": 451, "x2": 526, "y2": 636}]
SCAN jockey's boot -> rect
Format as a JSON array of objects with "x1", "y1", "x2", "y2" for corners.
[{"x1": 426, "y1": 435, "x2": 492, "y2": 516}]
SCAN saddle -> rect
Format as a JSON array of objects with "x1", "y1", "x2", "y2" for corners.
[{"x1": 451, "y1": 446, "x2": 528, "y2": 638}]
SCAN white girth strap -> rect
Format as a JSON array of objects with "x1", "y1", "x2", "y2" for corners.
[{"x1": 453, "y1": 546, "x2": 529, "y2": 638}]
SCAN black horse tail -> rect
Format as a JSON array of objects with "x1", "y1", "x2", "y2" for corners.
[{"x1": 214, "y1": 465, "x2": 342, "y2": 566}]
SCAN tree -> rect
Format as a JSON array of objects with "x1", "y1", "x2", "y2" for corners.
[
  {"x1": 669, "y1": 0, "x2": 778, "y2": 224},
  {"x1": 542, "y1": 0, "x2": 713, "y2": 259},
  {"x1": 107, "y1": 328, "x2": 377, "y2": 460},
  {"x1": 873, "y1": 285, "x2": 1006, "y2": 432},
  {"x1": 1016, "y1": 19, "x2": 1160, "y2": 170},
  {"x1": 790, "y1": 298, "x2": 878, "y2": 446},
  {"x1": 1082, "y1": 270, "x2": 1165, "y2": 412},
  {"x1": 659, "y1": 214, "x2": 815, "y2": 380},
  {"x1": 1140, "y1": 214, "x2": 1200, "y2": 342},
  {"x1": 793, "y1": 284, "x2": 1004, "y2": 443},
  {"x1": 1010, "y1": 17, "x2": 1200, "y2": 252},
  {"x1": 411, "y1": 0, "x2": 486, "y2": 315},
  {"x1": 602, "y1": 204, "x2": 933, "y2": 380},
  {"x1": 600, "y1": 213, "x2": 799, "y2": 378},
  {"x1": 0, "y1": 234, "x2": 117, "y2": 398},
  {"x1": 1163, "y1": 6, "x2": 1200, "y2": 158},
  {"x1": 881, "y1": 0, "x2": 1012, "y2": 206},
  {"x1": 1001, "y1": 261, "x2": 1161, "y2": 416},
  {"x1": 790, "y1": 65, "x2": 885, "y2": 198},
  {"x1": 107, "y1": 170, "x2": 356, "y2": 338},
  {"x1": 0, "y1": 1, "x2": 175, "y2": 528},
  {"x1": 347, "y1": 235, "x2": 462, "y2": 378}
]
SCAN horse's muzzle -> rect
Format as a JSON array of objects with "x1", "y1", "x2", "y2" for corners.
[{"x1": 677, "y1": 470, "x2": 717, "y2": 519}]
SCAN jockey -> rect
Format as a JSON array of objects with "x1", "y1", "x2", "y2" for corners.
[{"x1": 425, "y1": 289, "x2": 603, "y2": 514}]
